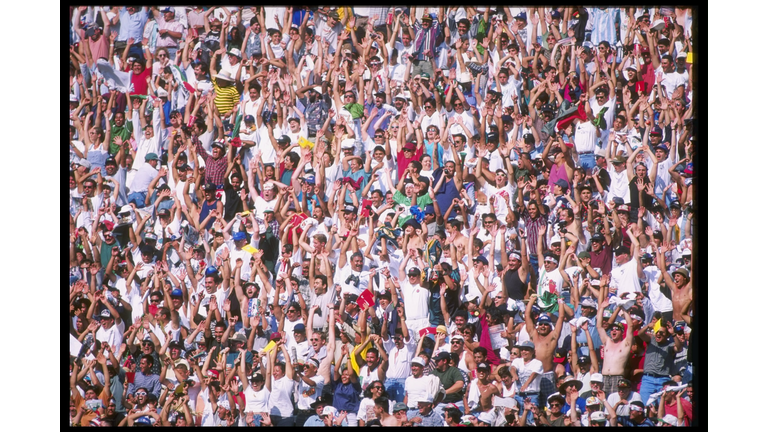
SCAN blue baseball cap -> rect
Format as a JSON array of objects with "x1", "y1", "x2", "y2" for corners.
[
  {"x1": 550, "y1": 10, "x2": 562, "y2": 19},
  {"x1": 515, "y1": 11, "x2": 527, "y2": 21},
  {"x1": 554, "y1": 179, "x2": 570, "y2": 191},
  {"x1": 205, "y1": 266, "x2": 219, "y2": 276},
  {"x1": 233, "y1": 231, "x2": 247, "y2": 241},
  {"x1": 244, "y1": 115, "x2": 255, "y2": 123},
  {"x1": 171, "y1": 288, "x2": 183, "y2": 298},
  {"x1": 473, "y1": 255, "x2": 489, "y2": 265},
  {"x1": 655, "y1": 143, "x2": 669, "y2": 152}
]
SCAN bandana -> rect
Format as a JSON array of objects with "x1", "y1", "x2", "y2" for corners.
[
  {"x1": 509, "y1": 251, "x2": 521, "y2": 260},
  {"x1": 629, "y1": 404, "x2": 643, "y2": 413},
  {"x1": 544, "y1": 256, "x2": 559, "y2": 265}
]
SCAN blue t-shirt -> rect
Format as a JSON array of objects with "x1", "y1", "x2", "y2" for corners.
[
  {"x1": 332, "y1": 379, "x2": 362, "y2": 413},
  {"x1": 563, "y1": 397, "x2": 586, "y2": 415},
  {"x1": 616, "y1": 416, "x2": 656, "y2": 427}
]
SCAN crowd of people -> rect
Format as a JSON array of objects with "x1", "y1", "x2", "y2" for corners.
[{"x1": 68, "y1": 6, "x2": 697, "y2": 427}]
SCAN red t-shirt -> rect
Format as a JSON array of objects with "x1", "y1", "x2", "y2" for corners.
[
  {"x1": 130, "y1": 67, "x2": 152, "y2": 96},
  {"x1": 663, "y1": 397, "x2": 693, "y2": 426},
  {"x1": 396, "y1": 146, "x2": 424, "y2": 180}
]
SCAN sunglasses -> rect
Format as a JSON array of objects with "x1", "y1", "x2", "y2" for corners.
[
  {"x1": 550, "y1": 402, "x2": 562, "y2": 407},
  {"x1": 374, "y1": 134, "x2": 384, "y2": 138},
  {"x1": 451, "y1": 340, "x2": 463, "y2": 344},
  {"x1": 371, "y1": 386, "x2": 383, "y2": 390},
  {"x1": 135, "y1": 391, "x2": 147, "y2": 396}
]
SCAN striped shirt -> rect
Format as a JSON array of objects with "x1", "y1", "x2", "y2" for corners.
[
  {"x1": 212, "y1": 79, "x2": 241, "y2": 115},
  {"x1": 412, "y1": 19, "x2": 440, "y2": 61},
  {"x1": 522, "y1": 212, "x2": 548, "y2": 258},
  {"x1": 589, "y1": 7, "x2": 619, "y2": 46}
]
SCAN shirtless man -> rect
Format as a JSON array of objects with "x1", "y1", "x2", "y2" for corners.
[
  {"x1": 656, "y1": 243, "x2": 693, "y2": 321},
  {"x1": 446, "y1": 218, "x2": 469, "y2": 255},
  {"x1": 524, "y1": 295, "x2": 565, "y2": 406},
  {"x1": 374, "y1": 396, "x2": 399, "y2": 426},
  {"x1": 469, "y1": 362, "x2": 500, "y2": 413},
  {"x1": 596, "y1": 300, "x2": 634, "y2": 396}
]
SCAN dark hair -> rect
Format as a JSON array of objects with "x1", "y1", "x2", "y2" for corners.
[
  {"x1": 497, "y1": 365, "x2": 512, "y2": 378},
  {"x1": 445, "y1": 407, "x2": 462, "y2": 423},
  {"x1": 314, "y1": 274, "x2": 328, "y2": 287},
  {"x1": 373, "y1": 395, "x2": 390, "y2": 411},
  {"x1": 141, "y1": 355, "x2": 155, "y2": 366},
  {"x1": 473, "y1": 346, "x2": 488, "y2": 357}
]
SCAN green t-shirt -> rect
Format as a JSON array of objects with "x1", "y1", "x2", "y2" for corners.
[
  {"x1": 430, "y1": 366, "x2": 465, "y2": 403},
  {"x1": 109, "y1": 117, "x2": 134, "y2": 155},
  {"x1": 393, "y1": 190, "x2": 433, "y2": 227}
]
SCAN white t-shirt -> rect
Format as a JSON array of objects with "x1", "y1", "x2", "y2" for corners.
[
  {"x1": 268, "y1": 376, "x2": 295, "y2": 417},
  {"x1": 399, "y1": 278, "x2": 429, "y2": 321},
  {"x1": 606, "y1": 390, "x2": 642, "y2": 417},
  {"x1": 642, "y1": 266, "x2": 673, "y2": 313},
  {"x1": 606, "y1": 165, "x2": 630, "y2": 203},
  {"x1": 574, "y1": 120, "x2": 599, "y2": 154},
  {"x1": 296, "y1": 375, "x2": 325, "y2": 410},
  {"x1": 511, "y1": 357, "x2": 544, "y2": 392},
  {"x1": 404, "y1": 374, "x2": 433, "y2": 409},
  {"x1": 244, "y1": 385, "x2": 270, "y2": 413},
  {"x1": 95, "y1": 320, "x2": 126, "y2": 353},
  {"x1": 589, "y1": 96, "x2": 616, "y2": 140},
  {"x1": 610, "y1": 259, "x2": 641, "y2": 296}
]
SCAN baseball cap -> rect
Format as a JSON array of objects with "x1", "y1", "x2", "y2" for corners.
[
  {"x1": 411, "y1": 357, "x2": 425, "y2": 367},
  {"x1": 434, "y1": 352, "x2": 452, "y2": 362},
  {"x1": 590, "y1": 411, "x2": 607, "y2": 422},
  {"x1": 590, "y1": 373, "x2": 603, "y2": 383},
  {"x1": 232, "y1": 231, "x2": 247, "y2": 241},
  {"x1": 586, "y1": 396, "x2": 600, "y2": 406},
  {"x1": 618, "y1": 378, "x2": 632, "y2": 388},
  {"x1": 393, "y1": 402, "x2": 408, "y2": 412},
  {"x1": 515, "y1": 340, "x2": 535, "y2": 351},
  {"x1": 170, "y1": 289, "x2": 183, "y2": 298},
  {"x1": 407, "y1": 267, "x2": 421, "y2": 276},
  {"x1": 476, "y1": 362, "x2": 491, "y2": 371},
  {"x1": 473, "y1": 255, "x2": 489, "y2": 265}
]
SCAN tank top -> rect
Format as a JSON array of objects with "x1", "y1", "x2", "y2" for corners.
[
  {"x1": 457, "y1": 350, "x2": 470, "y2": 373},
  {"x1": 504, "y1": 269, "x2": 527, "y2": 301},
  {"x1": 199, "y1": 199, "x2": 218, "y2": 230},
  {"x1": 358, "y1": 364, "x2": 380, "y2": 396}
]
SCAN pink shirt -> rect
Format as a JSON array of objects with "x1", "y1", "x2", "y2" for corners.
[{"x1": 156, "y1": 16, "x2": 184, "y2": 48}]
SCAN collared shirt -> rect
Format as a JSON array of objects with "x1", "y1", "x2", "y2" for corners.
[
  {"x1": 195, "y1": 140, "x2": 228, "y2": 186},
  {"x1": 127, "y1": 371, "x2": 162, "y2": 398},
  {"x1": 412, "y1": 19, "x2": 440, "y2": 61},
  {"x1": 410, "y1": 407, "x2": 444, "y2": 426},
  {"x1": 155, "y1": 15, "x2": 184, "y2": 48},
  {"x1": 117, "y1": 7, "x2": 148, "y2": 43}
]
